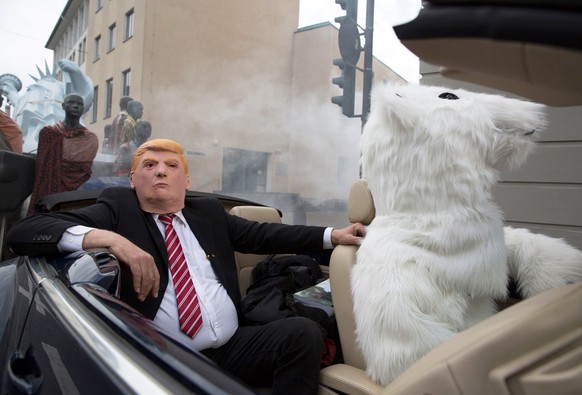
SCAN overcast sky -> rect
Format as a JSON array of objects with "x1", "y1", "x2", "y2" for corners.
[
  {"x1": 0, "y1": 0, "x2": 68, "y2": 92},
  {"x1": 0, "y1": 0, "x2": 420, "y2": 94}
]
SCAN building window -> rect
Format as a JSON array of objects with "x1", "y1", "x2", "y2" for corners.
[
  {"x1": 92, "y1": 86, "x2": 98, "y2": 123},
  {"x1": 122, "y1": 69, "x2": 131, "y2": 96},
  {"x1": 105, "y1": 78, "x2": 113, "y2": 118},
  {"x1": 96, "y1": 0, "x2": 103, "y2": 12},
  {"x1": 94, "y1": 35, "x2": 101, "y2": 61},
  {"x1": 124, "y1": 9, "x2": 134, "y2": 40},
  {"x1": 222, "y1": 148, "x2": 269, "y2": 193},
  {"x1": 108, "y1": 23, "x2": 116, "y2": 51},
  {"x1": 78, "y1": 38, "x2": 86, "y2": 64}
]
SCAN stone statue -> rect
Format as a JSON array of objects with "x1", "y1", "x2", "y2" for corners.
[{"x1": 0, "y1": 59, "x2": 94, "y2": 153}]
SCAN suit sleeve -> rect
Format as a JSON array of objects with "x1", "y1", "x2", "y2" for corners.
[
  {"x1": 7, "y1": 188, "x2": 126, "y2": 257},
  {"x1": 183, "y1": 197, "x2": 327, "y2": 257},
  {"x1": 225, "y1": 209, "x2": 327, "y2": 254}
]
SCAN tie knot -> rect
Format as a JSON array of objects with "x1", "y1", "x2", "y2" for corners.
[{"x1": 159, "y1": 214, "x2": 175, "y2": 227}]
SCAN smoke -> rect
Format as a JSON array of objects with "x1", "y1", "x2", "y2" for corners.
[{"x1": 148, "y1": 44, "x2": 362, "y2": 225}]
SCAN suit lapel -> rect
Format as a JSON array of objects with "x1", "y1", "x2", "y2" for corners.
[
  {"x1": 182, "y1": 207, "x2": 215, "y2": 255},
  {"x1": 142, "y1": 210, "x2": 168, "y2": 262},
  {"x1": 182, "y1": 206, "x2": 231, "y2": 283}
]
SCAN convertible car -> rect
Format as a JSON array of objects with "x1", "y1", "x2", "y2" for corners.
[{"x1": 1, "y1": 1, "x2": 581, "y2": 394}]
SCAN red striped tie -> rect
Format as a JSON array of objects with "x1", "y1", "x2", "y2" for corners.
[{"x1": 159, "y1": 214, "x2": 203, "y2": 338}]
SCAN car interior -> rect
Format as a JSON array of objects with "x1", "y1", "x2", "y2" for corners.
[
  {"x1": 229, "y1": 205, "x2": 331, "y2": 297},
  {"x1": 199, "y1": 179, "x2": 582, "y2": 395},
  {"x1": 219, "y1": 179, "x2": 582, "y2": 395},
  {"x1": 229, "y1": 205, "x2": 286, "y2": 296},
  {"x1": 6, "y1": 175, "x2": 579, "y2": 395},
  {"x1": 316, "y1": 180, "x2": 582, "y2": 395}
]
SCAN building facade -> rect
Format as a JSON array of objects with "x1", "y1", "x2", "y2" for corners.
[
  {"x1": 47, "y1": 0, "x2": 403, "y2": 225},
  {"x1": 48, "y1": 0, "x2": 90, "y2": 78}
]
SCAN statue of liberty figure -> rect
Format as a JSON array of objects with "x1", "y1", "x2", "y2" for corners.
[{"x1": 0, "y1": 59, "x2": 93, "y2": 153}]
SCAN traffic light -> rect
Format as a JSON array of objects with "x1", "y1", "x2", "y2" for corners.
[
  {"x1": 331, "y1": 58, "x2": 355, "y2": 117},
  {"x1": 331, "y1": 0, "x2": 360, "y2": 117}
]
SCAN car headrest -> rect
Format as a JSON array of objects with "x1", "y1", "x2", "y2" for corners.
[
  {"x1": 347, "y1": 179, "x2": 375, "y2": 225},
  {"x1": 229, "y1": 205, "x2": 282, "y2": 224}
]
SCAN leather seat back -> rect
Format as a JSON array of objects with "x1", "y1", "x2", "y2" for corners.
[
  {"x1": 384, "y1": 281, "x2": 582, "y2": 395},
  {"x1": 229, "y1": 206, "x2": 283, "y2": 296},
  {"x1": 325, "y1": 180, "x2": 582, "y2": 395},
  {"x1": 330, "y1": 179, "x2": 375, "y2": 370}
]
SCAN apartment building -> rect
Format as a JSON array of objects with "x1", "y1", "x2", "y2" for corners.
[{"x1": 46, "y1": 0, "x2": 402, "y2": 225}]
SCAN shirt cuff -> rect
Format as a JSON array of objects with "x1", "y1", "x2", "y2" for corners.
[
  {"x1": 323, "y1": 227, "x2": 334, "y2": 249},
  {"x1": 58, "y1": 225, "x2": 95, "y2": 252}
]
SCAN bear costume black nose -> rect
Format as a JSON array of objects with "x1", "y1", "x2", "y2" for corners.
[{"x1": 439, "y1": 92, "x2": 459, "y2": 100}]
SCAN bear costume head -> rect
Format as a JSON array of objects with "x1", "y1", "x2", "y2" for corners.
[{"x1": 361, "y1": 82, "x2": 546, "y2": 217}]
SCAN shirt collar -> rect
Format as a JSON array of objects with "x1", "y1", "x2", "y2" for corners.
[{"x1": 154, "y1": 210, "x2": 186, "y2": 226}]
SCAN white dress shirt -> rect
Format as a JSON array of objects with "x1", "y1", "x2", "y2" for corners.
[
  {"x1": 58, "y1": 211, "x2": 334, "y2": 351},
  {"x1": 151, "y1": 212, "x2": 238, "y2": 350}
]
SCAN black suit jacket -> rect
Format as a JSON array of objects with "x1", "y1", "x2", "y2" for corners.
[{"x1": 7, "y1": 187, "x2": 326, "y2": 319}]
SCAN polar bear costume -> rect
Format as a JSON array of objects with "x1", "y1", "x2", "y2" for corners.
[{"x1": 351, "y1": 82, "x2": 582, "y2": 386}]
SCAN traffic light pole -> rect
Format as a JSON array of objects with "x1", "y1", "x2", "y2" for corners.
[
  {"x1": 332, "y1": 0, "x2": 359, "y2": 117},
  {"x1": 361, "y1": 0, "x2": 374, "y2": 127},
  {"x1": 331, "y1": 0, "x2": 374, "y2": 124}
]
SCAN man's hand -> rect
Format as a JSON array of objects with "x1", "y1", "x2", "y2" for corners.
[
  {"x1": 83, "y1": 229, "x2": 160, "y2": 301},
  {"x1": 331, "y1": 223, "x2": 366, "y2": 247}
]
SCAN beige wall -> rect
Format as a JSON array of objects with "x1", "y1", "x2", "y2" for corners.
[
  {"x1": 86, "y1": 0, "x2": 145, "y2": 136},
  {"x1": 87, "y1": 0, "x2": 305, "y2": 192}
]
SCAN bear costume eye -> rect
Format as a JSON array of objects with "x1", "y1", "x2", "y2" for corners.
[{"x1": 439, "y1": 92, "x2": 459, "y2": 100}]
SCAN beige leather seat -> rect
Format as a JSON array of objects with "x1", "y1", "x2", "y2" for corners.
[
  {"x1": 383, "y1": 281, "x2": 582, "y2": 395},
  {"x1": 319, "y1": 180, "x2": 383, "y2": 395},
  {"x1": 319, "y1": 180, "x2": 582, "y2": 395},
  {"x1": 229, "y1": 205, "x2": 283, "y2": 296},
  {"x1": 229, "y1": 204, "x2": 319, "y2": 395}
]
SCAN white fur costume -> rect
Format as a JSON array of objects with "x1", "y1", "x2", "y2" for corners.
[{"x1": 351, "y1": 82, "x2": 582, "y2": 386}]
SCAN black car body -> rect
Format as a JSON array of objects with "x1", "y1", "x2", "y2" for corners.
[{"x1": 0, "y1": 250, "x2": 256, "y2": 394}]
